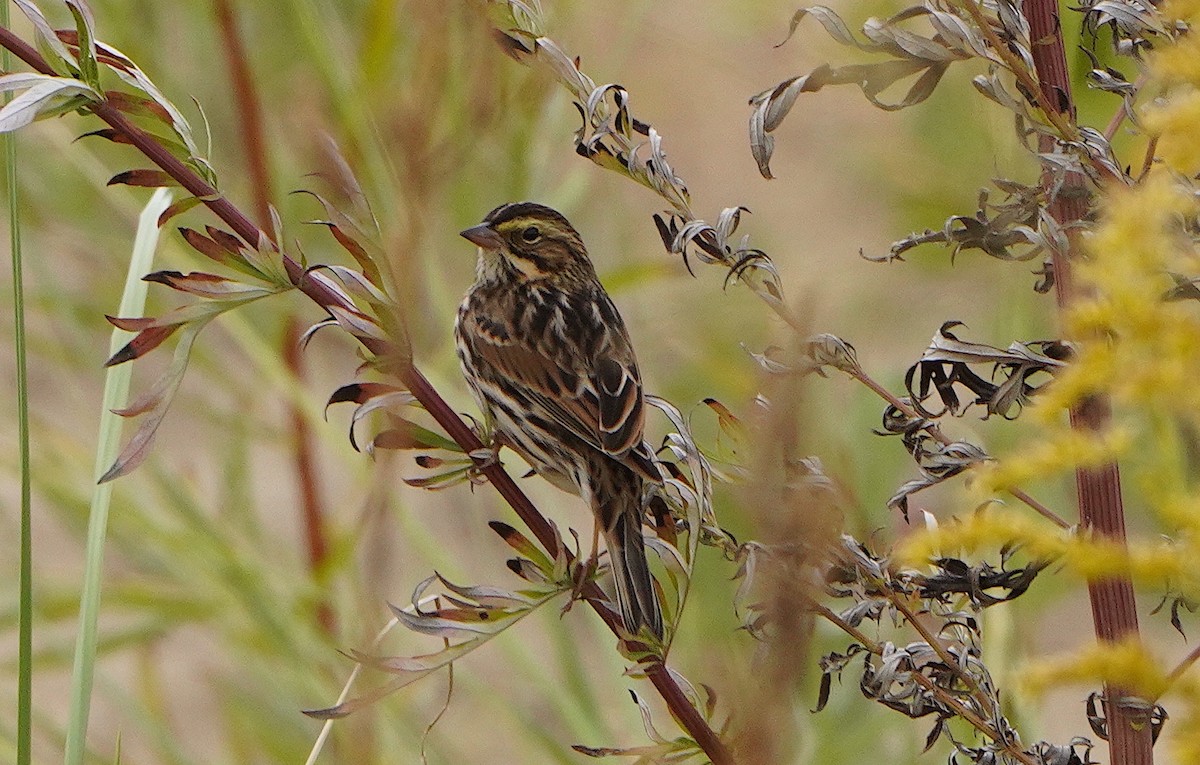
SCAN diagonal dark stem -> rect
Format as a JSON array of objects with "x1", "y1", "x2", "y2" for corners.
[
  {"x1": 0, "y1": 24, "x2": 732, "y2": 764},
  {"x1": 1020, "y1": 2, "x2": 1154, "y2": 763}
]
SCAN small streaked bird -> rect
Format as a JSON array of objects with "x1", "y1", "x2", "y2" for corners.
[{"x1": 455, "y1": 202, "x2": 664, "y2": 640}]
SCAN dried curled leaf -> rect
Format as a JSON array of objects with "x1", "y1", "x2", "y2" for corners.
[
  {"x1": 866, "y1": 183, "x2": 1074, "y2": 293},
  {"x1": 1081, "y1": 48, "x2": 1138, "y2": 99},
  {"x1": 875, "y1": 388, "x2": 991, "y2": 519},
  {"x1": 884, "y1": 436, "x2": 989, "y2": 519},
  {"x1": 573, "y1": 84, "x2": 689, "y2": 213},
  {"x1": 917, "y1": 556, "x2": 1048, "y2": 607},
  {"x1": 653, "y1": 208, "x2": 783, "y2": 309},
  {"x1": 812, "y1": 535, "x2": 1087, "y2": 762},
  {"x1": 805, "y1": 333, "x2": 862, "y2": 376},
  {"x1": 1077, "y1": 0, "x2": 1177, "y2": 55},
  {"x1": 750, "y1": 4, "x2": 982, "y2": 178},
  {"x1": 638, "y1": 394, "x2": 729, "y2": 630},
  {"x1": 1150, "y1": 586, "x2": 1198, "y2": 639},
  {"x1": 904, "y1": 322, "x2": 1069, "y2": 420},
  {"x1": 1084, "y1": 692, "x2": 1167, "y2": 748},
  {"x1": 743, "y1": 334, "x2": 861, "y2": 379},
  {"x1": 489, "y1": 3, "x2": 795, "y2": 326}
]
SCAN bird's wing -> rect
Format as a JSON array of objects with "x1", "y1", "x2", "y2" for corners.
[
  {"x1": 466, "y1": 310, "x2": 646, "y2": 462},
  {"x1": 593, "y1": 354, "x2": 644, "y2": 456}
]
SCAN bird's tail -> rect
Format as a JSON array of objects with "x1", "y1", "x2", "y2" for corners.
[{"x1": 604, "y1": 507, "x2": 663, "y2": 640}]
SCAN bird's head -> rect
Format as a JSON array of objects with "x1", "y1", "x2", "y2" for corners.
[{"x1": 460, "y1": 202, "x2": 595, "y2": 285}]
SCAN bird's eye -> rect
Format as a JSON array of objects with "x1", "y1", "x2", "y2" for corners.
[{"x1": 521, "y1": 226, "x2": 541, "y2": 243}]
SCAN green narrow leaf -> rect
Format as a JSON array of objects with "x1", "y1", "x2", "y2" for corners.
[
  {"x1": 4, "y1": 5, "x2": 32, "y2": 764},
  {"x1": 156, "y1": 196, "x2": 201, "y2": 227},
  {"x1": 66, "y1": 0, "x2": 100, "y2": 90},
  {"x1": 64, "y1": 187, "x2": 173, "y2": 765}
]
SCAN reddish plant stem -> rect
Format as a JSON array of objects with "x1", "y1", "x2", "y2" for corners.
[
  {"x1": 283, "y1": 318, "x2": 334, "y2": 632},
  {"x1": 212, "y1": 0, "x2": 272, "y2": 227},
  {"x1": 1021, "y1": 1, "x2": 1154, "y2": 762},
  {"x1": 0, "y1": 25, "x2": 732, "y2": 764},
  {"x1": 213, "y1": 0, "x2": 333, "y2": 634}
]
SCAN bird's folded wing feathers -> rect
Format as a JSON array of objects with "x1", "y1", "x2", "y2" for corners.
[{"x1": 469, "y1": 329, "x2": 645, "y2": 460}]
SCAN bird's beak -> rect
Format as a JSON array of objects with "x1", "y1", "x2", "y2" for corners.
[{"x1": 460, "y1": 223, "x2": 504, "y2": 250}]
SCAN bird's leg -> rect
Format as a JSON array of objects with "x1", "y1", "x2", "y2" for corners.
[
  {"x1": 564, "y1": 518, "x2": 607, "y2": 622},
  {"x1": 559, "y1": 523, "x2": 590, "y2": 616},
  {"x1": 564, "y1": 481, "x2": 604, "y2": 616},
  {"x1": 570, "y1": 518, "x2": 602, "y2": 591},
  {"x1": 588, "y1": 518, "x2": 601, "y2": 575},
  {"x1": 564, "y1": 521, "x2": 603, "y2": 618},
  {"x1": 582, "y1": 476, "x2": 604, "y2": 587},
  {"x1": 463, "y1": 411, "x2": 503, "y2": 466}
]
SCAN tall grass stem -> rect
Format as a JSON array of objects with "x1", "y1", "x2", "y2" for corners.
[
  {"x1": 3, "y1": 0, "x2": 32, "y2": 761},
  {"x1": 63, "y1": 188, "x2": 173, "y2": 765}
]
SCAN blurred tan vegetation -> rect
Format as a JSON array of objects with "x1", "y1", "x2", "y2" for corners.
[{"x1": 1, "y1": 0, "x2": 1174, "y2": 763}]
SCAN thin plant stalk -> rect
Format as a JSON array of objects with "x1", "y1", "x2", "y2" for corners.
[
  {"x1": 303, "y1": 607, "x2": 449, "y2": 765},
  {"x1": 1021, "y1": 0, "x2": 1154, "y2": 761},
  {"x1": 4, "y1": 0, "x2": 31, "y2": 760},
  {"x1": 63, "y1": 189, "x2": 173, "y2": 765},
  {"x1": 213, "y1": 0, "x2": 333, "y2": 632}
]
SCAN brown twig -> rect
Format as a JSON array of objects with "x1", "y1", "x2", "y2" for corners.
[
  {"x1": 1020, "y1": 0, "x2": 1154, "y2": 761},
  {"x1": 1136, "y1": 136, "x2": 1159, "y2": 182},
  {"x1": 955, "y1": 0, "x2": 1121, "y2": 184},
  {"x1": 213, "y1": 0, "x2": 271, "y2": 226},
  {"x1": 889, "y1": 594, "x2": 1002, "y2": 729},
  {"x1": 0, "y1": 24, "x2": 733, "y2": 765},
  {"x1": 283, "y1": 317, "x2": 334, "y2": 632},
  {"x1": 1102, "y1": 75, "x2": 1147, "y2": 142},
  {"x1": 1164, "y1": 641, "x2": 1200, "y2": 691},
  {"x1": 955, "y1": 0, "x2": 1076, "y2": 140},
  {"x1": 807, "y1": 598, "x2": 1039, "y2": 765},
  {"x1": 849, "y1": 368, "x2": 1070, "y2": 528}
]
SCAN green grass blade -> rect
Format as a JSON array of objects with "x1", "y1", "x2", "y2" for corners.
[
  {"x1": 3, "y1": 0, "x2": 32, "y2": 762},
  {"x1": 64, "y1": 188, "x2": 173, "y2": 765}
]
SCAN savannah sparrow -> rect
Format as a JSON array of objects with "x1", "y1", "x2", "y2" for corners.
[{"x1": 455, "y1": 202, "x2": 664, "y2": 639}]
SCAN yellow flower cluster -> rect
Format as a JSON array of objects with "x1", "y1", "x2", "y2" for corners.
[
  {"x1": 1020, "y1": 638, "x2": 1169, "y2": 699},
  {"x1": 1147, "y1": 0, "x2": 1200, "y2": 174}
]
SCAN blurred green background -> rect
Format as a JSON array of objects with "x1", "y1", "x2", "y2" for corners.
[{"x1": 0, "y1": 0, "x2": 1183, "y2": 763}]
